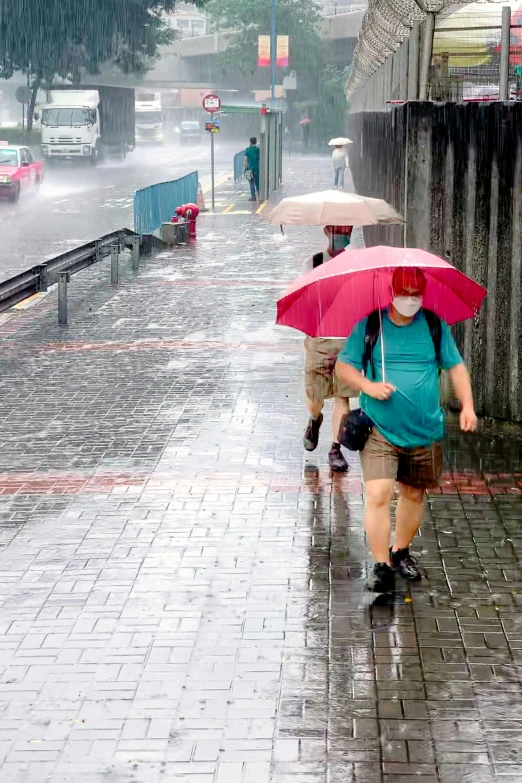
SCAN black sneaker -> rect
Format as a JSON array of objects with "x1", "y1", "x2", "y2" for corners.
[
  {"x1": 366, "y1": 562, "x2": 395, "y2": 593},
  {"x1": 303, "y1": 413, "x2": 323, "y2": 451},
  {"x1": 390, "y1": 547, "x2": 422, "y2": 581},
  {"x1": 328, "y1": 442, "x2": 349, "y2": 472}
]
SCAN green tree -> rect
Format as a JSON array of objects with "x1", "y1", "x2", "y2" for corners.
[
  {"x1": 205, "y1": 0, "x2": 347, "y2": 142},
  {"x1": 0, "y1": 0, "x2": 209, "y2": 130}
]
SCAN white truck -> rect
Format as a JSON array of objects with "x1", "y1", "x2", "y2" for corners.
[
  {"x1": 40, "y1": 86, "x2": 135, "y2": 164},
  {"x1": 135, "y1": 92, "x2": 164, "y2": 144}
]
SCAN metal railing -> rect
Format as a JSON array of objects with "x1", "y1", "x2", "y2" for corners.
[
  {"x1": 234, "y1": 150, "x2": 244, "y2": 182},
  {"x1": 134, "y1": 172, "x2": 198, "y2": 235},
  {"x1": 0, "y1": 228, "x2": 140, "y2": 323}
]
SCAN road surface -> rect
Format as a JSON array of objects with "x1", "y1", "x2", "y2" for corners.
[{"x1": 0, "y1": 139, "x2": 241, "y2": 282}]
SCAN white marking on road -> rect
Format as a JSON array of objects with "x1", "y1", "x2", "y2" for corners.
[
  {"x1": 106, "y1": 185, "x2": 116, "y2": 189},
  {"x1": 53, "y1": 199, "x2": 68, "y2": 204}
]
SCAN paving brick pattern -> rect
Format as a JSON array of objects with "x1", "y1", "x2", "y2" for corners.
[{"x1": 0, "y1": 156, "x2": 520, "y2": 781}]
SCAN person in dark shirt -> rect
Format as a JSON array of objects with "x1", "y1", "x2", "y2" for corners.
[{"x1": 243, "y1": 137, "x2": 260, "y2": 201}]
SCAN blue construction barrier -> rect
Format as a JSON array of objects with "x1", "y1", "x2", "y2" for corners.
[
  {"x1": 234, "y1": 150, "x2": 244, "y2": 182},
  {"x1": 134, "y1": 171, "x2": 198, "y2": 235}
]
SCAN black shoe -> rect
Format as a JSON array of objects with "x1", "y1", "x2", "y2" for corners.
[
  {"x1": 328, "y1": 442, "x2": 349, "y2": 472},
  {"x1": 390, "y1": 547, "x2": 422, "y2": 581},
  {"x1": 303, "y1": 414, "x2": 323, "y2": 451},
  {"x1": 366, "y1": 563, "x2": 395, "y2": 593}
]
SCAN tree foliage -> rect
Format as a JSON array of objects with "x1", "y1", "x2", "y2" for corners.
[
  {"x1": 205, "y1": 0, "x2": 347, "y2": 141},
  {"x1": 0, "y1": 0, "x2": 209, "y2": 128}
]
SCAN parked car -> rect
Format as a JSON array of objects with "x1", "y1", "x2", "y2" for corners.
[{"x1": 0, "y1": 143, "x2": 43, "y2": 202}]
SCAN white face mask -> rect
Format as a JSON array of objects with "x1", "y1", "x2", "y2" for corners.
[{"x1": 392, "y1": 295, "x2": 423, "y2": 318}]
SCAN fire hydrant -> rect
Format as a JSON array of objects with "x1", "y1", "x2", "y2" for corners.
[{"x1": 174, "y1": 203, "x2": 199, "y2": 238}]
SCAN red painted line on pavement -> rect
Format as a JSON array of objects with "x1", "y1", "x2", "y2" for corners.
[{"x1": 0, "y1": 468, "x2": 515, "y2": 498}]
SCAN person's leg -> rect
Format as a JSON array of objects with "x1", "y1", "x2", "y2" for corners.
[
  {"x1": 249, "y1": 174, "x2": 256, "y2": 200},
  {"x1": 364, "y1": 479, "x2": 396, "y2": 563},
  {"x1": 390, "y1": 442, "x2": 442, "y2": 581},
  {"x1": 333, "y1": 168, "x2": 339, "y2": 189},
  {"x1": 332, "y1": 396, "x2": 349, "y2": 443},
  {"x1": 306, "y1": 397, "x2": 323, "y2": 418},
  {"x1": 393, "y1": 482, "x2": 425, "y2": 552},
  {"x1": 339, "y1": 167, "x2": 345, "y2": 191},
  {"x1": 328, "y1": 396, "x2": 349, "y2": 472}
]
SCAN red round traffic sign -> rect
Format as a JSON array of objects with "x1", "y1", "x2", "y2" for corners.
[{"x1": 202, "y1": 94, "x2": 221, "y2": 113}]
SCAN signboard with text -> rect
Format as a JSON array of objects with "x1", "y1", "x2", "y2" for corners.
[{"x1": 202, "y1": 94, "x2": 221, "y2": 113}]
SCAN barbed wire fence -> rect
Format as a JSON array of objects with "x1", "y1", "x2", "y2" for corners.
[{"x1": 346, "y1": 1, "x2": 519, "y2": 112}]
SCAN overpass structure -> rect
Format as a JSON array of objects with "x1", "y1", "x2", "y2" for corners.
[{"x1": 112, "y1": 10, "x2": 364, "y2": 91}]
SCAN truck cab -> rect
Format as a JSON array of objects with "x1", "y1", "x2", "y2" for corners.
[
  {"x1": 41, "y1": 90, "x2": 101, "y2": 164},
  {"x1": 135, "y1": 92, "x2": 163, "y2": 144}
]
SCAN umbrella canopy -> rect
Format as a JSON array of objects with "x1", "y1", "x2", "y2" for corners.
[
  {"x1": 328, "y1": 137, "x2": 353, "y2": 146},
  {"x1": 298, "y1": 118, "x2": 311, "y2": 125},
  {"x1": 276, "y1": 246, "x2": 487, "y2": 338},
  {"x1": 266, "y1": 190, "x2": 404, "y2": 227}
]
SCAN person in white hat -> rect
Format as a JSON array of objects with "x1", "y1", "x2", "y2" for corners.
[{"x1": 332, "y1": 145, "x2": 348, "y2": 190}]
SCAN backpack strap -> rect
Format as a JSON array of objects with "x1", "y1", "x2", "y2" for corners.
[
  {"x1": 312, "y1": 252, "x2": 325, "y2": 269},
  {"x1": 362, "y1": 309, "x2": 381, "y2": 377},
  {"x1": 423, "y1": 309, "x2": 442, "y2": 368}
]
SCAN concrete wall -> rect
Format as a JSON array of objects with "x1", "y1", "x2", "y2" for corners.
[{"x1": 348, "y1": 101, "x2": 522, "y2": 422}]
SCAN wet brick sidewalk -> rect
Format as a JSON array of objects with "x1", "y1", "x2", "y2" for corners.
[{"x1": 0, "y1": 155, "x2": 521, "y2": 782}]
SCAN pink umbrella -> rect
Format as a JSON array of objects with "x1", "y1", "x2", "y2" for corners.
[{"x1": 276, "y1": 245, "x2": 487, "y2": 338}]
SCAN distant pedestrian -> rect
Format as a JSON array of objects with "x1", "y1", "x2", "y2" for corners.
[
  {"x1": 332, "y1": 144, "x2": 348, "y2": 190},
  {"x1": 244, "y1": 137, "x2": 260, "y2": 202},
  {"x1": 303, "y1": 225, "x2": 355, "y2": 472},
  {"x1": 336, "y1": 266, "x2": 477, "y2": 592},
  {"x1": 302, "y1": 122, "x2": 310, "y2": 152}
]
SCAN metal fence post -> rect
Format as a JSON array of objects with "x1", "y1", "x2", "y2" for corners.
[
  {"x1": 110, "y1": 245, "x2": 119, "y2": 285},
  {"x1": 499, "y1": 6, "x2": 511, "y2": 101},
  {"x1": 39, "y1": 263, "x2": 48, "y2": 293},
  {"x1": 58, "y1": 272, "x2": 68, "y2": 325},
  {"x1": 131, "y1": 236, "x2": 140, "y2": 271},
  {"x1": 408, "y1": 22, "x2": 421, "y2": 100},
  {"x1": 419, "y1": 12, "x2": 436, "y2": 100}
]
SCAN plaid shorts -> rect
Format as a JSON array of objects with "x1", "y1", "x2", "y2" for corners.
[{"x1": 361, "y1": 427, "x2": 443, "y2": 489}]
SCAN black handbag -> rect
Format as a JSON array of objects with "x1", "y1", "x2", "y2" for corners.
[{"x1": 338, "y1": 408, "x2": 373, "y2": 451}]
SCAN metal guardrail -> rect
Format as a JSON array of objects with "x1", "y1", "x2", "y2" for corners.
[
  {"x1": 0, "y1": 228, "x2": 140, "y2": 321},
  {"x1": 234, "y1": 150, "x2": 244, "y2": 182}
]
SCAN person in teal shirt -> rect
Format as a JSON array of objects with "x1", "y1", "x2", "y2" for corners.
[
  {"x1": 336, "y1": 267, "x2": 477, "y2": 593},
  {"x1": 244, "y1": 137, "x2": 260, "y2": 201}
]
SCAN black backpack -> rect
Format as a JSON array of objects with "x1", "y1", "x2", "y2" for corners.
[{"x1": 362, "y1": 308, "x2": 442, "y2": 378}]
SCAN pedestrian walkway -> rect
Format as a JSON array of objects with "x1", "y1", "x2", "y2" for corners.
[{"x1": 0, "y1": 155, "x2": 521, "y2": 782}]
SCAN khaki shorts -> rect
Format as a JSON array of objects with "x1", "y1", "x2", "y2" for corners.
[
  {"x1": 361, "y1": 427, "x2": 443, "y2": 489},
  {"x1": 304, "y1": 337, "x2": 357, "y2": 404}
]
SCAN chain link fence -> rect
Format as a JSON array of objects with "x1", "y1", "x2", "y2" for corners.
[{"x1": 347, "y1": 0, "x2": 522, "y2": 107}]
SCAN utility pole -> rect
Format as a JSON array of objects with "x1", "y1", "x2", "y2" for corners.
[{"x1": 270, "y1": 0, "x2": 276, "y2": 107}]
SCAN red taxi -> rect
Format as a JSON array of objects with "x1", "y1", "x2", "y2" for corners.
[{"x1": 0, "y1": 143, "x2": 43, "y2": 202}]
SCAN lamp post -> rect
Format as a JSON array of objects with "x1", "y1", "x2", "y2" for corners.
[{"x1": 270, "y1": 0, "x2": 276, "y2": 106}]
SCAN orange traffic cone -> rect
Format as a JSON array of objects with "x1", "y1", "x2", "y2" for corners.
[{"x1": 197, "y1": 182, "x2": 208, "y2": 212}]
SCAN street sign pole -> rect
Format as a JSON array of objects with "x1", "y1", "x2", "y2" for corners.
[
  {"x1": 202, "y1": 94, "x2": 221, "y2": 212},
  {"x1": 211, "y1": 130, "x2": 215, "y2": 211}
]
